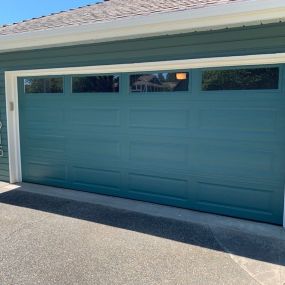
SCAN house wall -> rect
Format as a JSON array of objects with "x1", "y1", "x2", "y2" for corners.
[
  {"x1": 1, "y1": 22, "x2": 285, "y2": 182},
  {"x1": 0, "y1": 70, "x2": 8, "y2": 181}
]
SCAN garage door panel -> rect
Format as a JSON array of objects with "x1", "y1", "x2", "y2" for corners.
[
  {"x1": 22, "y1": 150, "x2": 66, "y2": 162},
  {"x1": 127, "y1": 126, "x2": 193, "y2": 138},
  {"x1": 22, "y1": 135, "x2": 66, "y2": 152},
  {"x1": 20, "y1": 99, "x2": 65, "y2": 111},
  {"x1": 195, "y1": 194, "x2": 281, "y2": 224},
  {"x1": 24, "y1": 107, "x2": 64, "y2": 122},
  {"x1": 128, "y1": 135, "x2": 189, "y2": 168},
  {"x1": 128, "y1": 108, "x2": 190, "y2": 130},
  {"x1": 70, "y1": 166, "x2": 123, "y2": 193},
  {"x1": 21, "y1": 134, "x2": 67, "y2": 164},
  {"x1": 67, "y1": 137, "x2": 122, "y2": 161},
  {"x1": 69, "y1": 122, "x2": 123, "y2": 135},
  {"x1": 196, "y1": 181, "x2": 273, "y2": 211},
  {"x1": 190, "y1": 173, "x2": 283, "y2": 223},
  {"x1": 24, "y1": 177, "x2": 69, "y2": 190},
  {"x1": 191, "y1": 140, "x2": 283, "y2": 180},
  {"x1": 70, "y1": 108, "x2": 121, "y2": 128},
  {"x1": 24, "y1": 161, "x2": 67, "y2": 184},
  {"x1": 21, "y1": 123, "x2": 65, "y2": 133},
  {"x1": 192, "y1": 129, "x2": 284, "y2": 143},
  {"x1": 198, "y1": 108, "x2": 278, "y2": 132},
  {"x1": 195, "y1": 99, "x2": 285, "y2": 135},
  {"x1": 127, "y1": 172, "x2": 189, "y2": 201},
  {"x1": 195, "y1": 199, "x2": 276, "y2": 224},
  {"x1": 198, "y1": 91, "x2": 283, "y2": 100},
  {"x1": 21, "y1": 109, "x2": 65, "y2": 132},
  {"x1": 129, "y1": 142, "x2": 188, "y2": 166}
]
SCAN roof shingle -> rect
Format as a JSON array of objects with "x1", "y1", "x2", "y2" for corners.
[{"x1": 0, "y1": 0, "x2": 249, "y2": 36}]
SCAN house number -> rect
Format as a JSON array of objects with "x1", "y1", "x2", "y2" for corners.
[{"x1": 0, "y1": 121, "x2": 3, "y2": 157}]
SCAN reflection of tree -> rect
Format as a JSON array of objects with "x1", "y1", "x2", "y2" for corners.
[
  {"x1": 48, "y1": 78, "x2": 63, "y2": 93},
  {"x1": 202, "y1": 68, "x2": 279, "y2": 90},
  {"x1": 25, "y1": 79, "x2": 44, "y2": 93},
  {"x1": 166, "y1": 73, "x2": 177, "y2": 82},
  {"x1": 73, "y1": 76, "x2": 119, "y2": 92},
  {"x1": 25, "y1": 78, "x2": 63, "y2": 93},
  {"x1": 158, "y1": 73, "x2": 166, "y2": 83}
]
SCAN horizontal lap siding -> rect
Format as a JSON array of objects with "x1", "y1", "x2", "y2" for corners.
[
  {"x1": 0, "y1": 71, "x2": 9, "y2": 182},
  {"x1": 1, "y1": 22, "x2": 285, "y2": 182},
  {"x1": 2, "y1": 23, "x2": 285, "y2": 69}
]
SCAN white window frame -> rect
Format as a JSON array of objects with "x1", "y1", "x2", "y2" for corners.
[{"x1": 5, "y1": 52, "x2": 285, "y2": 227}]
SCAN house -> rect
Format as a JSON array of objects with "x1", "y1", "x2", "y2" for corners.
[{"x1": 0, "y1": 0, "x2": 285, "y2": 226}]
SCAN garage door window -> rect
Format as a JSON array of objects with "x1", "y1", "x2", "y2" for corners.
[
  {"x1": 202, "y1": 67, "x2": 279, "y2": 91},
  {"x1": 72, "y1": 75, "x2": 119, "y2": 93},
  {"x1": 130, "y1": 72, "x2": 189, "y2": 93},
  {"x1": 24, "y1": 77, "x2": 64, "y2": 94}
]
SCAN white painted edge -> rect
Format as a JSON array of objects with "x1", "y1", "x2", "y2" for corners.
[
  {"x1": 1, "y1": 0, "x2": 285, "y2": 53},
  {"x1": 4, "y1": 51, "x2": 285, "y2": 227},
  {"x1": 283, "y1": 187, "x2": 285, "y2": 229},
  {"x1": 5, "y1": 73, "x2": 22, "y2": 184},
  {"x1": 5, "y1": 52, "x2": 285, "y2": 77}
]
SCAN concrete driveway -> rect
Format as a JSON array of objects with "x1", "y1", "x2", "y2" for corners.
[{"x1": 0, "y1": 183, "x2": 284, "y2": 285}]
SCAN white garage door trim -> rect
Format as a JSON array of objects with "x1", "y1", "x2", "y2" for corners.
[{"x1": 5, "y1": 52, "x2": 285, "y2": 227}]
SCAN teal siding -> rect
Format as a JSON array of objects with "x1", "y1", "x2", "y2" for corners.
[
  {"x1": 0, "y1": 71, "x2": 9, "y2": 182},
  {"x1": 0, "y1": 22, "x2": 285, "y2": 219},
  {"x1": 2, "y1": 23, "x2": 285, "y2": 70}
]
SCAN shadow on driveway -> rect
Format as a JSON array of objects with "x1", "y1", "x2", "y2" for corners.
[{"x1": 0, "y1": 188, "x2": 284, "y2": 267}]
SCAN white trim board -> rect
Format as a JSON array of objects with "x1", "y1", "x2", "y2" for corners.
[
  {"x1": 1, "y1": 0, "x2": 285, "y2": 53},
  {"x1": 283, "y1": 187, "x2": 285, "y2": 229},
  {"x1": 5, "y1": 53, "x2": 285, "y2": 78},
  {"x1": 4, "y1": 52, "x2": 285, "y2": 227},
  {"x1": 5, "y1": 74, "x2": 21, "y2": 184}
]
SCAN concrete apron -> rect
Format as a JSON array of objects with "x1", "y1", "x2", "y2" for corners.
[{"x1": 0, "y1": 182, "x2": 284, "y2": 285}]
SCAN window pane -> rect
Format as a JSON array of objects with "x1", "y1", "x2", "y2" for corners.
[
  {"x1": 130, "y1": 72, "x2": 189, "y2": 93},
  {"x1": 72, "y1": 75, "x2": 119, "y2": 93},
  {"x1": 24, "y1": 78, "x2": 63, "y2": 93},
  {"x1": 202, "y1": 68, "x2": 279, "y2": 91}
]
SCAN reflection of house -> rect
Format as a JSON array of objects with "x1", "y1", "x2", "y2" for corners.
[
  {"x1": 132, "y1": 74, "x2": 182, "y2": 92},
  {"x1": 132, "y1": 75, "x2": 165, "y2": 92}
]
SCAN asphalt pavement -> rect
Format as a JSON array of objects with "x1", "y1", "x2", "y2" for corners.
[{"x1": 0, "y1": 185, "x2": 284, "y2": 285}]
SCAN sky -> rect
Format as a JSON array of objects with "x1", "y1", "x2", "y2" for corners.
[{"x1": 0, "y1": 0, "x2": 101, "y2": 25}]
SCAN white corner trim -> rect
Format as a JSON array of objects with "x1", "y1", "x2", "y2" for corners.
[
  {"x1": 4, "y1": 51, "x2": 285, "y2": 227},
  {"x1": 1, "y1": 0, "x2": 285, "y2": 53},
  {"x1": 283, "y1": 186, "x2": 285, "y2": 228},
  {"x1": 5, "y1": 73, "x2": 22, "y2": 184}
]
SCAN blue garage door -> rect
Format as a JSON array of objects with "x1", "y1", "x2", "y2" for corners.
[{"x1": 19, "y1": 66, "x2": 285, "y2": 224}]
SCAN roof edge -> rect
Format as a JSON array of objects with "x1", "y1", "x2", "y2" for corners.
[{"x1": 0, "y1": 0, "x2": 285, "y2": 53}]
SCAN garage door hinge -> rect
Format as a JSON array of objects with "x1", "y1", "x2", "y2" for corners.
[{"x1": 9, "y1": 102, "x2": 14, "y2": 111}]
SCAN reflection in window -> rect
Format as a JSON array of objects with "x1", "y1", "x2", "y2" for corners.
[
  {"x1": 24, "y1": 78, "x2": 63, "y2": 93},
  {"x1": 202, "y1": 68, "x2": 279, "y2": 91},
  {"x1": 72, "y1": 75, "x2": 119, "y2": 93},
  {"x1": 130, "y1": 72, "x2": 189, "y2": 93}
]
